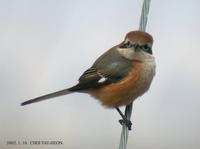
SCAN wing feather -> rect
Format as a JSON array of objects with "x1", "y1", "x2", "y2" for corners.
[{"x1": 69, "y1": 48, "x2": 133, "y2": 92}]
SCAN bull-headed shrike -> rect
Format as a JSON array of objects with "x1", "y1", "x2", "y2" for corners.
[{"x1": 21, "y1": 31, "x2": 156, "y2": 130}]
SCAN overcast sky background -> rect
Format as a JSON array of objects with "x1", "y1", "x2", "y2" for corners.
[{"x1": 0, "y1": 0, "x2": 200, "y2": 149}]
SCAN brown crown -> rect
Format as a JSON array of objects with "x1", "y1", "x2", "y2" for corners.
[{"x1": 125, "y1": 31, "x2": 153, "y2": 45}]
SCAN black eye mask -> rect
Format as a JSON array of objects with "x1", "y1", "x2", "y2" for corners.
[
  {"x1": 119, "y1": 41, "x2": 134, "y2": 48},
  {"x1": 120, "y1": 42, "x2": 152, "y2": 54}
]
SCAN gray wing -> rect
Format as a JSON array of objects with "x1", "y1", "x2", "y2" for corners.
[{"x1": 68, "y1": 48, "x2": 133, "y2": 91}]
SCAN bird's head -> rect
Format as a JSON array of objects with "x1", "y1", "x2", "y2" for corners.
[{"x1": 119, "y1": 31, "x2": 153, "y2": 54}]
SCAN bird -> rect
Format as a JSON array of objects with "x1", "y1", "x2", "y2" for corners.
[{"x1": 21, "y1": 30, "x2": 156, "y2": 130}]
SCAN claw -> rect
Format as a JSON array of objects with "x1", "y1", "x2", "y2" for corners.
[
  {"x1": 116, "y1": 107, "x2": 132, "y2": 130},
  {"x1": 118, "y1": 119, "x2": 132, "y2": 130}
]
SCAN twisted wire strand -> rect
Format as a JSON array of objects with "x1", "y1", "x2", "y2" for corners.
[
  {"x1": 119, "y1": 104, "x2": 132, "y2": 149},
  {"x1": 139, "y1": 0, "x2": 151, "y2": 32},
  {"x1": 119, "y1": 0, "x2": 151, "y2": 149}
]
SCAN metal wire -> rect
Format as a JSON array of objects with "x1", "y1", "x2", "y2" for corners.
[
  {"x1": 119, "y1": 104, "x2": 132, "y2": 149},
  {"x1": 139, "y1": 0, "x2": 151, "y2": 32},
  {"x1": 118, "y1": 0, "x2": 151, "y2": 149}
]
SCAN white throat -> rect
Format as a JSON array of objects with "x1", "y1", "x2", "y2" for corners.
[{"x1": 117, "y1": 48, "x2": 135, "y2": 60}]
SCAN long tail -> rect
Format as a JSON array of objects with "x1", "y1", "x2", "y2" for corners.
[{"x1": 21, "y1": 88, "x2": 72, "y2": 106}]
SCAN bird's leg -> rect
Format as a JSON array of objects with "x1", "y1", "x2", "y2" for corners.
[{"x1": 115, "y1": 107, "x2": 132, "y2": 130}]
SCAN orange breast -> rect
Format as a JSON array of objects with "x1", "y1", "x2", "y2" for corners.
[{"x1": 90, "y1": 61, "x2": 144, "y2": 108}]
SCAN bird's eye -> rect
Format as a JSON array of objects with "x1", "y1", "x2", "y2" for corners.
[
  {"x1": 142, "y1": 44, "x2": 152, "y2": 54},
  {"x1": 143, "y1": 44, "x2": 149, "y2": 49},
  {"x1": 124, "y1": 41, "x2": 132, "y2": 48},
  {"x1": 126, "y1": 41, "x2": 131, "y2": 45}
]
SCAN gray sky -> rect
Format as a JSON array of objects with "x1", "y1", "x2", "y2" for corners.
[{"x1": 0, "y1": 0, "x2": 200, "y2": 149}]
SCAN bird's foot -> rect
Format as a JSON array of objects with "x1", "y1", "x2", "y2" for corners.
[
  {"x1": 119, "y1": 118, "x2": 132, "y2": 130},
  {"x1": 116, "y1": 107, "x2": 132, "y2": 130}
]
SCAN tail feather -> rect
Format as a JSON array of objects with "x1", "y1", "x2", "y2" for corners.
[{"x1": 21, "y1": 88, "x2": 72, "y2": 106}]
